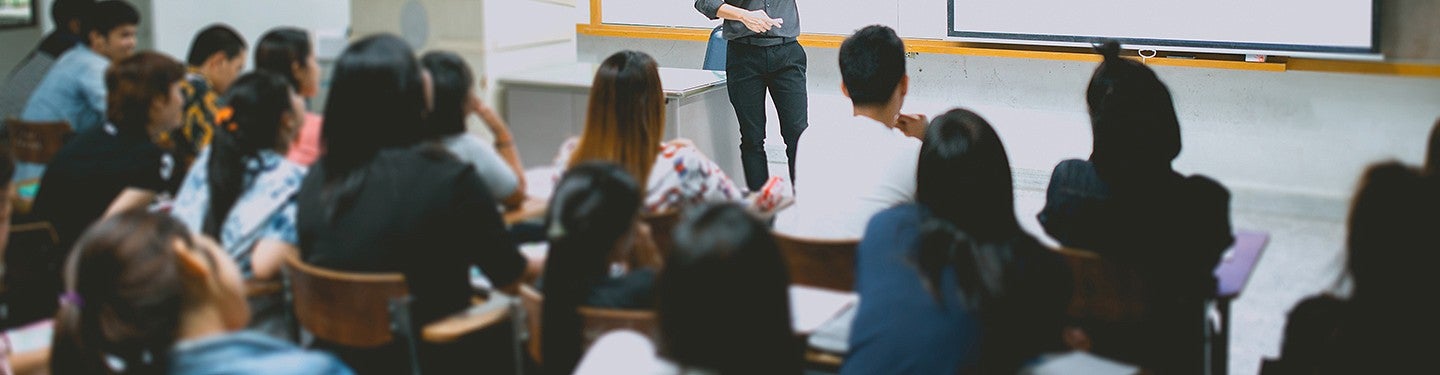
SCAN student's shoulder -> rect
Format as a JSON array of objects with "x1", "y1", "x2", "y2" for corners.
[
  {"x1": 865, "y1": 204, "x2": 924, "y2": 235},
  {"x1": 1180, "y1": 174, "x2": 1231, "y2": 202}
]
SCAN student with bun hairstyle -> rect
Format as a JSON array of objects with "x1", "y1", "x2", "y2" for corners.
[{"x1": 1038, "y1": 41, "x2": 1233, "y2": 372}]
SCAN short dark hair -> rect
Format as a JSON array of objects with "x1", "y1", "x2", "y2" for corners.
[
  {"x1": 81, "y1": 1, "x2": 139, "y2": 44},
  {"x1": 51, "y1": 0, "x2": 96, "y2": 27},
  {"x1": 186, "y1": 24, "x2": 247, "y2": 67},
  {"x1": 420, "y1": 51, "x2": 475, "y2": 139},
  {"x1": 839, "y1": 25, "x2": 906, "y2": 106}
]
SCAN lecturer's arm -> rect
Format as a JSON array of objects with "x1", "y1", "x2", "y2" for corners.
[{"x1": 695, "y1": 1, "x2": 782, "y2": 33}]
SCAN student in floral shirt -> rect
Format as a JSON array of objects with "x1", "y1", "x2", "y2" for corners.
[
  {"x1": 160, "y1": 24, "x2": 247, "y2": 191},
  {"x1": 554, "y1": 51, "x2": 790, "y2": 215}
]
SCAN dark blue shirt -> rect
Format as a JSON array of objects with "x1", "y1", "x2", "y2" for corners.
[{"x1": 844, "y1": 204, "x2": 1071, "y2": 374}]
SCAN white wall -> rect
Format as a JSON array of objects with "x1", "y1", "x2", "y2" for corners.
[
  {"x1": 578, "y1": 35, "x2": 1440, "y2": 221},
  {"x1": 145, "y1": 0, "x2": 350, "y2": 63},
  {"x1": 0, "y1": 0, "x2": 49, "y2": 75}
]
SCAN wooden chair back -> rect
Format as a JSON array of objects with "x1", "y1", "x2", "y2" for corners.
[
  {"x1": 577, "y1": 306, "x2": 659, "y2": 348},
  {"x1": 4, "y1": 119, "x2": 72, "y2": 164},
  {"x1": 772, "y1": 232, "x2": 859, "y2": 291},
  {"x1": 282, "y1": 254, "x2": 410, "y2": 348},
  {"x1": 1054, "y1": 247, "x2": 1148, "y2": 323}
]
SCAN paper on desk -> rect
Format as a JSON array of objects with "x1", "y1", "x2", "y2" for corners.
[{"x1": 790, "y1": 285, "x2": 858, "y2": 334}]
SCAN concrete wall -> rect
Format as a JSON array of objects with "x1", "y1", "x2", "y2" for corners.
[{"x1": 578, "y1": 35, "x2": 1440, "y2": 220}]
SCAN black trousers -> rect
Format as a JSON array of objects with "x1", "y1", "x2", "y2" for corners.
[{"x1": 726, "y1": 40, "x2": 808, "y2": 191}]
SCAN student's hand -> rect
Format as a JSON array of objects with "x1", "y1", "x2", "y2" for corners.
[
  {"x1": 896, "y1": 113, "x2": 928, "y2": 139},
  {"x1": 739, "y1": 9, "x2": 783, "y2": 33},
  {"x1": 629, "y1": 222, "x2": 664, "y2": 270}
]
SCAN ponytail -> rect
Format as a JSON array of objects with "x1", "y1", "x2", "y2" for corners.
[
  {"x1": 203, "y1": 72, "x2": 294, "y2": 239},
  {"x1": 916, "y1": 215, "x2": 994, "y2": 306}
]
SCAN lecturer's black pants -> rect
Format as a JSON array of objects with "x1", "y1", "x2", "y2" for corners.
[{"x1": 727, "y1": 40, "x2": 808, "y2": 191}]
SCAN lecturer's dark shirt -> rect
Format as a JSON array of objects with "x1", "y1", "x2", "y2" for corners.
[{"x1": 695, "y1": 0, "x2": 800, "y2": 44}]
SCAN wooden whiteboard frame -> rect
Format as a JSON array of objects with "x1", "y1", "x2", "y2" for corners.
[{"x1": 579, "y1": 0, "x2": 1440, "y2": 78}]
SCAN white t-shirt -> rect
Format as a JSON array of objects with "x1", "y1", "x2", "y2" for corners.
[
  {"x1": 573, "y1": 331, "x2": 717, "y2": 375},
  {"x1": 774, "y1": 115, "x2": 921, "y2": 240}
]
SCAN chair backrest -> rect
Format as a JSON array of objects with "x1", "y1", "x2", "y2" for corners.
[
  {"x1": 4, "y1": 118, "x2": 73, "y2": 164},
  {"x1": 642, "y1": 209, "x2": 682, "y2": 258},
  {"x1": 701, "y1": 26, "x2": 727, "y2": 71},
  {"x1": 577, "y1": 306, "x2": 659, "y2": 349},
  {"x1": 772, "y1": 232, "x2": 859, "y2": 291},
  {"x1": 1054, "y1": 247, "x2": 1148, "y2": 323},
  {"x1": 282, "y1": 254, "x2": 410, "y2": 348}
]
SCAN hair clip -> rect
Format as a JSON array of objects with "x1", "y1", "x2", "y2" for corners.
[{"x1": 59, "y1": 291, "x2": 84, "y2": 308}]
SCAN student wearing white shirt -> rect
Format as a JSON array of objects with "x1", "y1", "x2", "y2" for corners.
[{"x1": 774, "y1": 25, "x2": 928, "y2": 240}]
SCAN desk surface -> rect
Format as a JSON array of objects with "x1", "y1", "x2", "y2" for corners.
[{"x1": 498, "y1": 63, "x2": 727, "y2": 98}]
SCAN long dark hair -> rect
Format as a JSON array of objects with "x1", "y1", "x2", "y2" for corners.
[
  {"x1": 419, "y1": 51, "x2": 473, "y2": 139},
  {"x1": 317, "y1": 34, "x2": 429, "y2": 220},
  {"x1": 202, "y1": 72, "x2": 295, "y2": 238},
  {"x1": 915, "y1": 109, "x2": 1020, "y2": 303},
  {"x1": 540, "y1": 162, "x2": 643, "y2": 375},
  {"x1": 50, "y1": 211, "x2": 197, "y2": 374},
  {"x1": 567, "y1": 51, "x2": 665, "y2": 183},
  {"x1": 658, "y1": 203, "x2": 800, "y2": 374},
  {"x1": 1086, "y1": 41, "x2": 1182, "y2": 185},
  {"x1": 105, "y1": 52, "x2": 185, "y2": 134},
  {"x1": 253, "y1": 27, "x2": 312, "y2": 92}
]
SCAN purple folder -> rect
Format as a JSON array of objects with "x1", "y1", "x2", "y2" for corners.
[{"x1": 1214, "y1": 231, "x2": 1269, "y2": 298}]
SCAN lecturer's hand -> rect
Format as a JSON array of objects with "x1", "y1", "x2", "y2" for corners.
[
  {"x1": 896, "y1": 113, "x2": 928, "y2": 139},
  {"x1": 739, "y1": 9, "x2": 783, "y2": 33}
]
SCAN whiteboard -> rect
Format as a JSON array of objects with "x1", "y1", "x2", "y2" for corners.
[
  {"x1": 949, "y1": 0, "x2": 1376, "y2": 55},
  {"x1": 598, "y1": 0, "x2": 1378, "y2": 57},
  {"x1": 602, "y1": 0, "x2": 898, "y2": 37}
]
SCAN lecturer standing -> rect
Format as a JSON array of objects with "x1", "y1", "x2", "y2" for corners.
[{"x1": 695, "y1": 0, "x2": 807, "y2": 191}]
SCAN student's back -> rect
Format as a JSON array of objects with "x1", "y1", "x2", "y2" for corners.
[
  {"x1": 299, "y1": 145, "x2": 523, "y2": 323},
  {"x1": 1038, "y1": 42, "x2": 1231, "y2": 372},
  {"x1": 774, "y1": 25, "x2": 925, "y2": 240},
  {"x1": 844, "y1": 109, "x2": 1070, "y2": 375}
]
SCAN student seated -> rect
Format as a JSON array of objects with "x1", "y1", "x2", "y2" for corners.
[
  {"x1": 573, "y1": 203, "x2": 801, "y2": 375},
  {"x1": 21, "y1": 0, "x2": 139, "y2": 134},
  {"x1": 296, "y1": 34, "x2": 526, "y2": 374},
  {"x1": 1266, "y1": 162, "x2": 1440, "y2": 374},
  {"x1": 0, "y1": 0, "x2": 94, "y2": 122},
  {"x1": 157, "y1": 23, "x2": 247, "y2": 191},
  {"x1": 1037, "y1": 41, "x2": 1232, "y2": 371},
  {"x1": 253, "y1": 27, "x2": 324, "y2": 166},
  {"x1": 773, "y1": 25, "x2": 927, "y2": 240},
  {"x1": 31, "y1": 51, "x2": 186, "y2": 258},
  {"x1": 843, "y1": 109, "x2": 1071, "y2": 374},
  {"x1": 170, "y1": 72, "x2": 306, "y2": 338},
  {"x1": 552, "y1": 51, "x2": 788, "y2": 215},
  {"x1": 48, "y1": 211, "x2": 352, "y2": 374},
  {"x1": 540, "y1": 162, "x2": 660, "y2": 375},
  {"x1": 419, "y1": 51, "x2": 527, "y2": 209}
]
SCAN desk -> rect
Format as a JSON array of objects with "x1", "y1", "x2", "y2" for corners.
[{"x1": 499, "y1": 63, "x2": 743, "y2": 181}]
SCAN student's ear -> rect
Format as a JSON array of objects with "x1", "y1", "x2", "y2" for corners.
[
  {"x1": 88, "y1": 30, "x2": 105, "y2": 47},
  {"x1": 67, "y1": 19, "x2": 83, "y2": 35},
  {"x1": 171, "y1": 239, "x2": 212, "y2": 282},
  {"x1": 205, "y1": 52, "x2": 227, "y2": 70},
  {"x1": 898, "y1": 75, "x2": 910, "y2": 97},
  {"x1": 840, "y1": 82, "x2": 850, "y2": 99}
]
